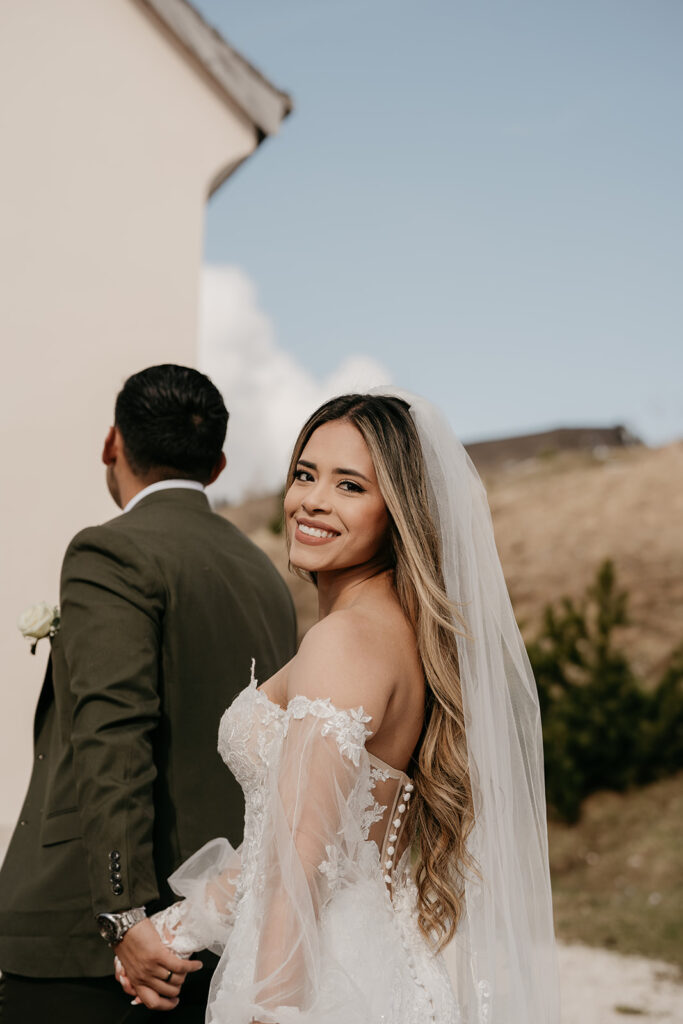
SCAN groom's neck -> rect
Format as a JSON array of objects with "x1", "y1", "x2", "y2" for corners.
[{"x1": 110, "y1": 470, "x2": 150, "y2": 510}]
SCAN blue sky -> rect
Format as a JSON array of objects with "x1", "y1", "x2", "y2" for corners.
[{"x1": 194, "y1": 0, "x2": 682, "y2": 448}]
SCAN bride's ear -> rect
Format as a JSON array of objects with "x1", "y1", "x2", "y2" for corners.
[{"x1": 207, "y1": 451, "x2": 227, "y2": 485}]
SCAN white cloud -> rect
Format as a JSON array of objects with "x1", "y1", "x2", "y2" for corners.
[{"x1": 199, "y1": 265, "x2": 392, "y2": 504}]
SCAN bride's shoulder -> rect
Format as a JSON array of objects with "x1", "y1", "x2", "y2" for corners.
[
  {"x1": 300, "y1": 606, "x2": 380, "y2": 654},
  {"x1": 286, "y1": 609, "x2": 395, "y2": 728}
]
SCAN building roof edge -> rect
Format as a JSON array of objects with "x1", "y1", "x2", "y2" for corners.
[{"x1": 138, "y1": 0, "x2": 293, "y2": 136}]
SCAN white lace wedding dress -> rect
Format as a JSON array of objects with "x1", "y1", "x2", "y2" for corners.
[{"x1": 154, "y1": 668, "x2": 461, "y2": 1023}]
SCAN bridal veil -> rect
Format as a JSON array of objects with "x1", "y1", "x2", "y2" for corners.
[{"x1": 372, "y1": 387, "x2": 560, "y2": 1023}]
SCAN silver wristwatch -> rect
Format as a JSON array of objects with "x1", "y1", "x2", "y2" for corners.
[{"x1": 97, "y1": 906, "x2": 147, "y2": 946}]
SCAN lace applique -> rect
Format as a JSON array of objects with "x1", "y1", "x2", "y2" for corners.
[
  {"x1": 361, "y1": 762, "x2": 390, "y2": 835},
  {"x1": 476, "y1": 979, "x2": 492, "y2": 1023},
  {"x1": 318, "y1": 844, "x2": 343, "y2": 887},
  {"x1": 151, "y1": 901, "x2": 192, "y2": 951},
  {"x1": 253, "y1": 692, "x2": 286, "y2": 766},
  {"x1": 361, "y1": 798, "x2": 387, "y2": 836},
  {"x1": 286, "y1": 696, "x2": 372, "y2": 766},
  {"x1": 370, "y1": 763, "x2": 390, "y2": 784},
  {"x1": 253, "y1": 687, "x2": 285, "y2": 725}
]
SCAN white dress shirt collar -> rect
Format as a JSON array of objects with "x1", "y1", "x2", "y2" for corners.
[{"x1": 123, "y1": 479, "x2": 205, "y2": 514}]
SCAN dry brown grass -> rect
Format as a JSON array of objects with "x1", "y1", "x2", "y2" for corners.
[
  {"x1": 549, "y1": 773, "x2": 683, "y2": 970},
  {"x1": 487, "y1": 442, "x2": 683, "y2": 684}
]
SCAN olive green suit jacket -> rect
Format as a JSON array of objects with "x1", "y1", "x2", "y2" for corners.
[{"x1": 0, "y1": 488, "x2": 297, "y2": 977}]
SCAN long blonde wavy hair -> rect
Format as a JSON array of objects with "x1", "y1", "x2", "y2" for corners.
[{"x1": 285, "y1": 394, "x2": 475, "y2": 950}]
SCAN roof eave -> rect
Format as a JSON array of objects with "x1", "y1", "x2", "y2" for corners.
[{"x1": 138, "y1": 0, "x2": 293, "y2": 138}]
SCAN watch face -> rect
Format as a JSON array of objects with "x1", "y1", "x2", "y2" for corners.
[{"x1": 97, "y1": 915, "x2": 119, "y2": 944}]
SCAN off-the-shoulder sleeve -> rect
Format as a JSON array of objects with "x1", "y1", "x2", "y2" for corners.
[{"x1": 208, "y1": 698, "x2": 376, "y2": 1024}]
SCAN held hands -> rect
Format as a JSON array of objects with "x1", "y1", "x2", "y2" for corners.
[{"x1": 113, "y1": 918, "x2": 202, "y2": 1010}]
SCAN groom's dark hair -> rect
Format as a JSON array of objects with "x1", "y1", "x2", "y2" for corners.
[{"x1": 114, "y1": 364, "x2": 228, "y2": 484}]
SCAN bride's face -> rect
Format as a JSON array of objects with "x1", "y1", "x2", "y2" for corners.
[{"x1": 284, "y1": 419, "x2": 390, "y2": 575}]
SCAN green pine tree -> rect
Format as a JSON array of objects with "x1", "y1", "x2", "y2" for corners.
[{"x1": 528, "y1": 560, "x2": 683, "y2": 822}]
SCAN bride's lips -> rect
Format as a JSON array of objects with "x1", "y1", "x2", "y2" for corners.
[{"x1": 293, "y1": 517, "x2": 341, "y2": 545}]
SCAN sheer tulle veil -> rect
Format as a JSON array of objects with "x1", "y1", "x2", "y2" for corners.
[{"x1": 371, "y1": 387, "x2": 560, "y2": 1022}]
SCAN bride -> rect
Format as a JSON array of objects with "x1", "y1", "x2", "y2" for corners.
[{"x1": 117, "y1": 390, "x2": 559, "y2": 1022}]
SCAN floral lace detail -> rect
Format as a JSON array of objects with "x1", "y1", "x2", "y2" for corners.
[
  {"x1": 361, "y1": 798, "x2": 387, "y2": 837},
  {"x1": 151, "y1": 888, "x2": 235, "y2": 959},
  {"x1": 286, "y1": 696, "x2": 372, "y2": 766},
  {"x1": 362, "y1": 763, "x2": 390, "y2": 836},
  {"x1": 252, "y1": 690, "x2": 287, "y2": 765},
  {"x1": 318, "y1": 843, "x2": 343, "y2": 887},
  {"x1": 476, "y1": 978, "x2": 493, "y2": 1023},
  {"x1": 151, "y1": 901, "x2": 203, "y2": 959},
  {"x1": 252, "y1": 687, "x2": 286, "y2": 725},
  {"x1": 370, "y1": 763, "x2": 390, "y2": 784}
]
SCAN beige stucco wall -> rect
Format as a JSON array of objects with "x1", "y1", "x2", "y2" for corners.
[{"x1": 0, "y1": 0, "x2": 258, "y2": 831}]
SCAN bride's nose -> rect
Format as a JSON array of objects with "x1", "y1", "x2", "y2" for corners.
[{"x1": 301, "y1": 482, "x2": 332, "y2": 514}]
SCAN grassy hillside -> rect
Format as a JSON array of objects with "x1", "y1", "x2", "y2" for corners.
[
  {"x1": 549, "y1": 773, "x2": 683, "y2": 970},
  {"x1": 486, "y1": 441, "x2": 683, "y2": 685}
]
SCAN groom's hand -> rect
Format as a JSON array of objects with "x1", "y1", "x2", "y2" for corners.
[{"x1": 114, "y1": 918, "x2": 202, "y2": 1010}]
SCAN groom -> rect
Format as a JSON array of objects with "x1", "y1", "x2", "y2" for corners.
[{"x1": 0, "y1": 365, "x2": 297, "y2": 1021}]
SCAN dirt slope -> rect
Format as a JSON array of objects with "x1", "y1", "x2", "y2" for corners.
[{"x1": 487, "y1": 442, "x2": 683, "y2": 681}]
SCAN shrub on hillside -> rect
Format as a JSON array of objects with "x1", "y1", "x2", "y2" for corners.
[{"x1": 527, "y1": 560, "x2": 683, "y2": 822}]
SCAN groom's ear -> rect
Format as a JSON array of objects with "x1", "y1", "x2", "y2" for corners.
[
  {"x1": 206, "y1": 451, "x2": 227, "y2": 486},
  {"x1": 102, "y1": 425, "x2": 118, "y2": 466}
]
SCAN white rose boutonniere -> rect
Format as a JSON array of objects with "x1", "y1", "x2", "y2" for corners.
[{"x1": 18, "y1": 602, "x2": 61, "y2": 654}]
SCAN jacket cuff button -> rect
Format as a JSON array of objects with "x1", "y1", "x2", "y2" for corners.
[{"x1": 112, "y1": 883, "x2": 124, "y2": 896}]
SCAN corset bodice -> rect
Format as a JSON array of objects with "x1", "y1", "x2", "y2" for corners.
[
  {"x1": 217, "y1": 672, "x2": 415, "y2": 883},
  {"x1": 217, "y1": 683, "x2": 285, "y2": 792}
]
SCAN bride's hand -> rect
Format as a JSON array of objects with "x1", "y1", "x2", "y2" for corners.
[{"x1": 114, "y1": 954, "x2": 141, "y2": 1004}]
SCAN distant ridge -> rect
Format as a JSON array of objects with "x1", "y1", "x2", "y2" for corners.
[
  {"x1": 218, "y1": 425, "x2": 644, "y2": 527},
  {"x1": 465, "y1": 425, "x2": 641, "y2": 469}
]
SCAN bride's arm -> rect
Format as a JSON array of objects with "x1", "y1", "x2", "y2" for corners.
[{"x1": 251, "y1": 612, "x2": 394, "y2": 1014}]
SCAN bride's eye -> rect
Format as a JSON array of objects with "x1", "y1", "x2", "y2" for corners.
[
  {"x1": 294, "y1": 468, "x2": 314, "y2": 482},
  {"x1": 339, "y1": 480, "x2": 365, "y2": 493}
]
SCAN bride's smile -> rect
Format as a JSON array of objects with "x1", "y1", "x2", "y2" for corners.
[{"x1": 294, "y1": 518, "x2": 340, "y2": 542}]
